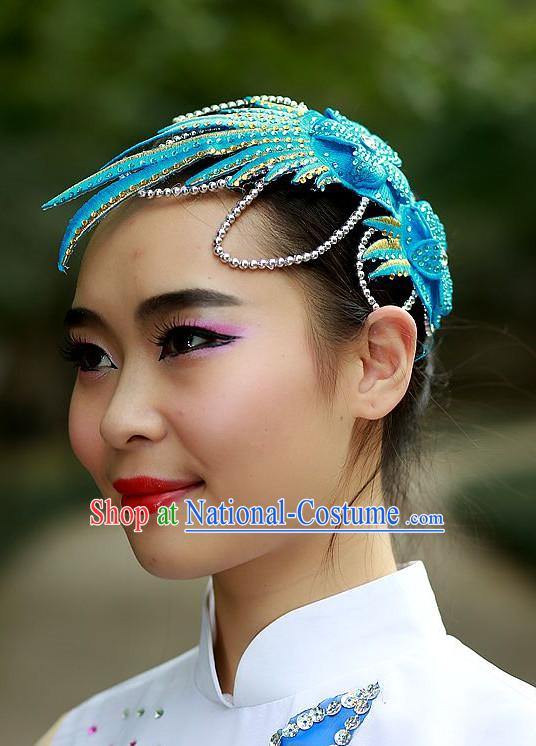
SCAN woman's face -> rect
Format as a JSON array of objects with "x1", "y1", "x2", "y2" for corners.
[{"x1": 66, "y1": 191, "x2": 363, "y2": 579}]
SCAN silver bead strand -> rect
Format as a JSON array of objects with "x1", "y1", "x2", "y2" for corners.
[
  {"x1": 355, "y1": 228, "x2": 380, "y2": 311},
  {"x1": 137, "y1": 177, "x2": 368, "y2": 270},
  {"x1": 137, "y1": 177, "x2": 231, "y2": 200},
  {"x1": 137, "y1": 176, "x2": 432, "y2": 341},
  {"x1": 212, "y1": 181, "x2": 370, "y2": 271},
  {"x1": 423, "y1": 307, "x2": 434, "y2": 335},
  {"x1": 403, "y1": 288, "x2": 418, "y2": 312},
  {"x1": 171, "y1": 95, "x2": 306, "y2": 124},
  {"x1": 356, "y1": 229, "x2": 421, "y2": 317}
]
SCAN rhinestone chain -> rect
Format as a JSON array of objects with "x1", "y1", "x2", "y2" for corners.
[
  {"x1": 137, "y1": 177, "x2": 433, "y2": 342},
  {"x1": 138, "y1": 178, "x2": 369, "y2": 271}
]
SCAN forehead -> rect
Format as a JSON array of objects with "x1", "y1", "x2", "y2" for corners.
[{"x1": 72, "y1": 190, "x2": 304, "y2": 317}]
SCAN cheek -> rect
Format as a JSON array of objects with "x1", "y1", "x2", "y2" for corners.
[
  {"x1": 170, "y1": 337, "x2": 339, "y2": 505},
  {"x1": 68, "y1": 386, "x2": 107, "y2": 480}
]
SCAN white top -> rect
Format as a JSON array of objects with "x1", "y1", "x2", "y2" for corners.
[{"x1": 42, "y1": 560, "x2": 536, "y2": 745}]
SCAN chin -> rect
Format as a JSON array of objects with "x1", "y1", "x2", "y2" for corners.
[
  {"x1": 123, "y1": 525, "x2": 273, "y2": 580},
  {"x1": 124, "y1": 536, "x2": 207, "y2": 580},
  {"x1": 136, "y1": 555, "x2": 212, "y2": 580},
  {"x1": 122, "y1": 528, "x2": 226, "y2": 579}
]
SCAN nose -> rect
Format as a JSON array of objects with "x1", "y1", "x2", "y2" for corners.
[{"x1": 99, "y1": 358, "x2": 167, "y2": 449}]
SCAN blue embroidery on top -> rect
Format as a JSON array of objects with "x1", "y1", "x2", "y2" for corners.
[{"x1": 269, "y1": 681, "x2": 380, "y2": 744}]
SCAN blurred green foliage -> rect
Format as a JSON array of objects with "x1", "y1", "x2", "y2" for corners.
[
  {"x1": 449, "y1": 466, "x2": 536, "y2": 569},
  {"x1": 0, "y1": 439, "x2": 95, "y2": 564}
]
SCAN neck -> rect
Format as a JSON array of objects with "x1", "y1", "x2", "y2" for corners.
[{"x1": 211, "y1": 502, "x2": 397, "y2": 696}]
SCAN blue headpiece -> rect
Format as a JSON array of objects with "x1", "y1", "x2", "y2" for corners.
[{"x1": 42, "y1": 94, "x2": 453, "y2": 361}]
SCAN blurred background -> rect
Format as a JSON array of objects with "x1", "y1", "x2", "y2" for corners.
[{"x1": 1, "y1": 2, "x2": 535, "y2": 743}]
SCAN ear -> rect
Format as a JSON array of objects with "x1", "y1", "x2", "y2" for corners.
[{"x1": 349, "y1": 306, "x2": 417, "y2": 420}]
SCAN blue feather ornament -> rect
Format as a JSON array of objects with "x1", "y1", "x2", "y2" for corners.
[{"x1": 41, "y1": 94, "x2": 453, "y2": 357}]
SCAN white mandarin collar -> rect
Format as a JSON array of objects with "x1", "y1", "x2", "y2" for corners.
[{"x1": 193, "y1": 559, "x2": 446, "y2": 708}]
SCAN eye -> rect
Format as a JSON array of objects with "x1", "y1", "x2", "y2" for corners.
[
  {"x1": 59, "y1": 334, "x2": 116, "y2": 372},
  {"x1": 149, "y1": 318, "x2": 239, "y2": 361}
]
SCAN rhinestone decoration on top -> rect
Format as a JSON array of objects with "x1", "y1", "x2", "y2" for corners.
[
  {"x1": 269, "y1": 681, "x2": 381, "y2": 745},
  {"x1": 85, "y1": 704, "x2": 165, "y2": 744},
  {"x1": 41, "y1": 94, "x2": 453, "y2": 361}
]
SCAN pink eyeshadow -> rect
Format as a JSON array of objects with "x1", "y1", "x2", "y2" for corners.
[
  {"x1": 191, "y1": 320, "x2": 248, "y2": 337},
  {"x1": 209, "y1": 323, "x2": 245, "y2": 335}
]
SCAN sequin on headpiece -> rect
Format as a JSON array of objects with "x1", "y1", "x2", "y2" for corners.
[{"x1": 41, "y1": 94, "x2": 453, "y2": 361}]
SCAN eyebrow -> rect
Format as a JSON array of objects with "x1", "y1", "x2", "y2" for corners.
[{"x1": 63, "y1": 288, "x2": 244, "y2": 332}]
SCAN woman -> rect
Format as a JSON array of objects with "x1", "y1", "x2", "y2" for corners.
[{"x1": 37, "y1": 95, "x2": 535, "y2": 745}]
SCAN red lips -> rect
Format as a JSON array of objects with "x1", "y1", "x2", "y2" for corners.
[
  {"x1": 112, "y1": 475, "x2": 201, "y2": 497},
  {"x1": 113, "y1": 476, "x2": 204, "y2": 515}
]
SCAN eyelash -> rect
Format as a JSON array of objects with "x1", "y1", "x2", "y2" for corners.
[{"x1": 59, "y1": 316, "x2": 238, "y2": 372}]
